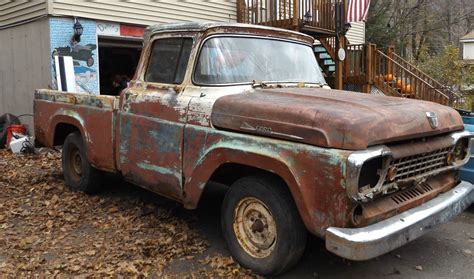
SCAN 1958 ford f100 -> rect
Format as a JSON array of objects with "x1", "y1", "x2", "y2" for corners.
[{"x1": 34, "y1": 22, "x2": 474, "y2": 275}]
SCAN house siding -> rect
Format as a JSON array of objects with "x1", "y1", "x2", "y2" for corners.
[
  {"x1": 463, "y1": 41, "x2": 474, "y2": 60},
  {"x1": 0, "y1": 0, "x2": 48, "y2": 28},
  {"x1": 50, "y1": 0, "x2": 237, "y2": 26},
  {"x1": 0, "y1": 18, "x2": 51, "y2": 131}
]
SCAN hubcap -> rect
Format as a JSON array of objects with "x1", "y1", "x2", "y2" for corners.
[
  {"x1": 69, "y1": 148, "x2": 83, "y2": 181},
  {"x1": 233, "y1": 197, "x2": 277, "y2": 258}
]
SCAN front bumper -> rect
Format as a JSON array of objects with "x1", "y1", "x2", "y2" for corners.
[{"x1": 325, "y1": 181, "x2": 474, "y2": 261}]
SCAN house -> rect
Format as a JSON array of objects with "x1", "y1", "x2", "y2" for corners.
[
  {"x1": 460, "y1": 30, "x2": 474, "y2": 62},
  {"x1": 0, "y1": 0, "x2": 236, "y2": 131},
  {"x1": 6, "y1": 1, "x2": 446, "y2": 134},
  {"x1": 460, "y1": 30, "x2": 474, "y2": 92}
]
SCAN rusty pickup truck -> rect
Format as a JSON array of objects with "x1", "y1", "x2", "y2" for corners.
[{"x1": 34, "y1": 22, "x2": 474, "y2": 275}]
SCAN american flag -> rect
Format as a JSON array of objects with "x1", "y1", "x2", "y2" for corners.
[{"x1": 346, "y1": 0, "x2": 371, "y2": 23}]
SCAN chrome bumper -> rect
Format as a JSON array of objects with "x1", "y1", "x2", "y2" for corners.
[{"x1": 325, "y1": 181, "x2": 474, "y2": 261}]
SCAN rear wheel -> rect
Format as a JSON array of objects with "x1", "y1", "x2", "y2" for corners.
[
  {"x1": 62, "y1": 132, "x2": 102, "y2": 193},
  {"x1": 221, "y1": 175, "x2": 307, "y2": 275}
]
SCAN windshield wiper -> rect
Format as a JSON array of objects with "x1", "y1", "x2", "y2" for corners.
[
  {"x1": 251, "y1": 80, "x2": 327, "y2": 89},
  {"x1": 251, "y1": 80, "x2": 268, "y2": 89}
]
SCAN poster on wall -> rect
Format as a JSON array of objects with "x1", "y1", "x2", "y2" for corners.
[
  {"x1": 54, "y1": 56, "x2": 76, "y2": 93},
  {"x1": 49, "y1": 18, "x2": 100, "y2": 94}
]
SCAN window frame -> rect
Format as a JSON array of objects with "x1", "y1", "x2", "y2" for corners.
[
  {"x1": 144, "y1": 36, "x2": 194, "y2": 85},
  {"x1": 191, "y1": 34, "x2": 317, "y2": 87}
]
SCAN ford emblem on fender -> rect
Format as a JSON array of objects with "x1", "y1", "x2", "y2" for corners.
[{"x1": 426, "y1": 111, "x2": 438, "y2": 129}]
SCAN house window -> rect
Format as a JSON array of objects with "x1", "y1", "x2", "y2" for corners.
[{"x1": 145, "y1": 38, "x2": 193, "y2": 84}]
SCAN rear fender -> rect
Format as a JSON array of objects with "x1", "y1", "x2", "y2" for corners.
[{"x1": 48, "y1": 108, "x2": 115, "y2": 171}]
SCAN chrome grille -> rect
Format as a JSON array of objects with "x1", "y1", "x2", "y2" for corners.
[{"x1": 386, "y1": 146, "x2": 452, "y2": 182}]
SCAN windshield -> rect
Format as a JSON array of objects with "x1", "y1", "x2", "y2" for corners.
[{"x1": 194, "y1": 37, "x2": 326, "y2": 85}]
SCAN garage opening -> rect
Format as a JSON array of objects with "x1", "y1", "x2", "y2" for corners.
[{"x1": 98, "y1": 37, "x2": 142, "y2": 96}]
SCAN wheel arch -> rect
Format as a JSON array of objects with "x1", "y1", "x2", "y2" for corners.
[
  {"x1": 183, "y1": 148, "x2": 306, "y2": 220},
  {"x1": 49, "y1": 114, "x2": 87, "y2": 147},
  {"x1": 53, "y1": 122, "x2": 81, "y2": 146}
]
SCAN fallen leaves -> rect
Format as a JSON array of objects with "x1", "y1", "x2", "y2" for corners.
[
  {"x1": 0, "y1": 149, "x2": 255, "y2": 277},
  {"x1": 198, "y1": 255, "x2": 256, "y2": 278}
]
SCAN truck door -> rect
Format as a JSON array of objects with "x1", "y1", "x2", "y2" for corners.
[{"x1": 118, "y1": 37, "x2": 193, "y2": 200}]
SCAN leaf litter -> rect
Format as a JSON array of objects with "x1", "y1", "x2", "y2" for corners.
[{"x1": 0, "y1": 149, "x2": 256, "y2": 277}]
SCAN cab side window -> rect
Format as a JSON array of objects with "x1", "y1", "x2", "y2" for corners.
[{"x1": 145, "y1": 38, "x2": 193, "y2": 84}]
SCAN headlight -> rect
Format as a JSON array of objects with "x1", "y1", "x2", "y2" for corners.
[
  {"x1": 447, "y1": 137, "x2": 470, "y2": 165},
  {"x1": 346, "y1": 146, "x2": 391, "y2": 201},
  {"x1": 358, "y1": 156, "x2": 385, "y2": 192}
]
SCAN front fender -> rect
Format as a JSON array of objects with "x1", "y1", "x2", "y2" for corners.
[
  {"x1": 183, "y1": 125, "x2": 353, "y2": 236},
  {"x1": 183, "y1": 146, "x2": 301, "y2": 207}
]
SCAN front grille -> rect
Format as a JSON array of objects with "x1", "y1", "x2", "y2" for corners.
[{"x1": 386, "y1": 146, "x2": 452, "y2": 183}]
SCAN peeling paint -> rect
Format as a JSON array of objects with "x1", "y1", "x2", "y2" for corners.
[{"x1": 137, "y1": 161, "x2": 180, "y2": 179}]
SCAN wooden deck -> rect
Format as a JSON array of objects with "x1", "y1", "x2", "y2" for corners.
[{"x1": 237, "y1": 0, "x2": 343, "y2": 36}]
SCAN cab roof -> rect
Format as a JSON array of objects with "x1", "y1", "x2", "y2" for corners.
[{"x1": 144, "y1": 22, "x2": 314, "y2": 44}]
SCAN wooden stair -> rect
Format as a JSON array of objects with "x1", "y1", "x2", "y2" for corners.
[
  {"x1": 314, "y1": 43, "x2": 336, "y2": 87},
  {"x1": 372, "y1": 48, "x2": 462, "y2": 106},
  {"x1": 343, "y1": 44, "x2": 463, "y2": 107}
]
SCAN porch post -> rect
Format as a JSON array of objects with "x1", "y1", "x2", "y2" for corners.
[
  {"x1": 335, "y1": 0, "x2": 346, "y2": 90},
  {"x1": 335, "y1": 36, "x2": 345, "y2": 90},
  {"x1": 292, "y1": 0, "x2": 300, "y2": 29}
]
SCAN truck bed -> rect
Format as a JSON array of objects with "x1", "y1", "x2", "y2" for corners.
[{"x1": 34, "y1": 89, "x2": 119, "y2": 171}]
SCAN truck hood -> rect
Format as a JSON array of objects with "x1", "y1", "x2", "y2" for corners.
[{"x1": 210, "y1": 88, "x2": 463, "y2": 150}]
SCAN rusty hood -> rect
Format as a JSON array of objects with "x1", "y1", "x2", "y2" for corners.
[{"x1": 210, "y1": 88, "x2": 463, "y2": 150}]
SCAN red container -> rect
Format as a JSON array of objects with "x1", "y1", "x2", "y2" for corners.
[{"x1": 6, "y1": 124, "x2": 27, "y2": 147}]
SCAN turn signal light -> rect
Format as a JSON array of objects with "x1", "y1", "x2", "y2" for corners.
[
  {"x1": 387, "y1": 166, "x2": 398, "y2": 182},
  {"x1": 446, "y1": 152, "x2": 454, "y2": 165}
]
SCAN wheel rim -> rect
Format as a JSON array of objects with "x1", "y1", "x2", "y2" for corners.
[
  {"x1": 69, "y1": 147, "x2": 83, "y2": 181},
  {"x1": 233, "y1": 197, "x2": 277, "y2": 258}
]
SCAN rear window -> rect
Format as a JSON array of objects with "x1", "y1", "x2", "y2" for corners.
[{"x1": 145, "y1": 38, "x2": 193, "y2": 84}]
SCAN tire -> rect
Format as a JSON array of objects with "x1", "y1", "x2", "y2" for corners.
[
  {"x1": 62, "y1": 132, "x2": 102, "y2": 194},
  {"x1": 221, "y1": 175, "x2": 307, "y2": 275}
]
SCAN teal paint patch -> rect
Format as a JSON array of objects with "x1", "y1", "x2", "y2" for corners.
[
  {"x1": 325, "y1": 149, "x2": 347, "y2": 166},
  {"x1": 119, "y1": 114, "x2": 132, "y2": 164},
  {"x1": 149, "y1": 129, "x2": 178, "y2": 152},
  {"x1": 137, "y1": 161, "x2": 180, "y2": 179}
]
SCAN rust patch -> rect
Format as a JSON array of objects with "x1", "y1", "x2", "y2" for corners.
[
  {"x1": 211, "y1": 88, "x2": 464, "y2": 150},
  {"x1": 353, "y1": 171, "x2": 458, "y2": 227},
  {"x1": 34, "y1": 92, "x2": 117, "y2": 172}
]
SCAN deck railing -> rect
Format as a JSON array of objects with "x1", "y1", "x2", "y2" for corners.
[
  {"x1": 344, "y1": 44, "x2": 461, "y2": 106},
  {"x1": 388, "y1": 49, "x2": 462, "y2": 106},
  {"x1": 237, "y1": 0, "x2": 343, "y2": 34},
  {"x1": 344, "y1": 44, "x2": 368, "y2": 84},
  {"x1": 373, "y1": 50, "x2": 459, "y2": 105}
]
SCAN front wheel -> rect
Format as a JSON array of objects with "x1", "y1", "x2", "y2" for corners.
[
  {"x1": 221, "y1": 175, "x2": 307, "y2": 276},
  {"x1": 62, "y1": 132, "x2": 102, "y2": 193}
]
